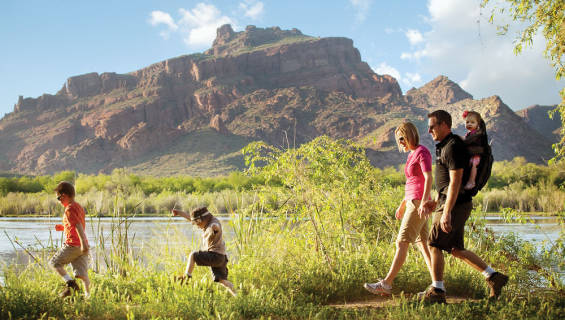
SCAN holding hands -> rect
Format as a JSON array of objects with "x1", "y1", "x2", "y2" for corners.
[{"x1": 419, "y1": 200, "x2": 437, "y2": 219}]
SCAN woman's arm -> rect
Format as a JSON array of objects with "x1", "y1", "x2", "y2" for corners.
[
  {"x1": 395, "y1": 199, "x2": 406, "y2": 219},
  {"x1": 418, "y1": 170, "x2": 433, "y2": 218}
]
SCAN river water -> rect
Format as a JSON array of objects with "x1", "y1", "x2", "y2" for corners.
[{"x1": 0, "y1": 215, "x2": 562, "y2": 282}]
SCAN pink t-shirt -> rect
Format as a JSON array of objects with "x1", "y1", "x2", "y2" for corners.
[{"x1": 404, "y1": 145, "x2": 432, "y2": 200}]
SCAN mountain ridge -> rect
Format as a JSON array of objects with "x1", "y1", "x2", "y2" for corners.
[{"x1": 0, "y1": 25, "x2": 556, "y2": 175}]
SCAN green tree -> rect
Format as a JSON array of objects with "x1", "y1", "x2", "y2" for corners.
[{"x1": 482, "y1": 0, "x2": 564, "y2": 160}]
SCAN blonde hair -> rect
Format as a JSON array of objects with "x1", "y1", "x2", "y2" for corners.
[{"x1": 395, "y1": 122, "x2": 419, "y2": 152}]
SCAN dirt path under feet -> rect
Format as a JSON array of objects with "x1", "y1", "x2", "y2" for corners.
[{"x1": 329, "y1": 294, "x2": 480, "y2": 309}]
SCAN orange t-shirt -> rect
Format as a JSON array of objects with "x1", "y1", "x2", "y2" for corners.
[{"x1": 63, "y1": 201, "x2": 87, "y2": 247}]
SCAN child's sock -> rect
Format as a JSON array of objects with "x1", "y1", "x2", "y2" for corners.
[
  {"x1": 380, "y1": 280, "x2": 392, "y2": 289},
  {"x1": 63, "y1": 274, "x2": 73, "y2": 282},
  {"x1": 432, "y1": 281, "x2": 445, "y2": 291},
  {"x1": 482, "y1": 266, "x2": 495, "y2": 278}
]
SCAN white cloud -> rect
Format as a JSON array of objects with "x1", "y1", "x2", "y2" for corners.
[
  {"x1": 149, "y1": 11, "x2": 178, "y2": 39},
  {"x1": 350, "y1": 0, "x2": 372, "y2": 23},
  {"x1": 373, "y1": 62, "x2": 423, "y2": 89},
  {"x1": 405, "y1": 29, "x2": 424, "y2": 45},
  {"x1": 400, "y1": 49, "x2": 428, "y2": 61},
  {"x1": 178, "y1": 3, "x2": 234, "y2": 47},
  {"x1": 373, "y1": 62, "x2": 401, "y2": 80},
  {"x1": 240, "y1": 1, "x2": 264, "y2": 20},
  {"x1": 148, "y1": 3, "x2": 235, "y2": 48},
  {"x1": 403, "y1": 72, "x2": 422, "y2": 87},
  {"x1": 402, "y1": 0, "x2": 563, "y2": 110}
]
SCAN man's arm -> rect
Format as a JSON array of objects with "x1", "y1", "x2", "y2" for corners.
[
  {"x1": 76, "y1": 223, "x2": 89, "y2": 253},
  {"x1": 440, "y1": 168, "x2": 463, "y2": 233}
]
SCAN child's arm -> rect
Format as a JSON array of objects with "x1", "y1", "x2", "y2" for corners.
[
  {"x1": 76, "y1": 223, "x2": 89, "y2": 253},
  {"x1": 172, "y1": 209, "x2": 191, "y2": 221}
]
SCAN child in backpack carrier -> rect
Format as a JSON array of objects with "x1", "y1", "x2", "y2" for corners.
[{"x1": 462, "y1": 110, "x2": 489, "y2": 190}]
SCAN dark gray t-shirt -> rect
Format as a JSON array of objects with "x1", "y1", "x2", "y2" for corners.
[{"x1": 435, "y1": 133, "x2": 471, "y2": 204}]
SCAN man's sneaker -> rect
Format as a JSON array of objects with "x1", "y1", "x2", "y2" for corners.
[
  {"x1": 420, "y1": 285, "x2": 446, "y2": 304},
  {"x1": 363, "y1": 280, "x2": 392, "y2": 296},
  {"x1": 486, "y1": 272, "x2": 508, "y2": 299},
  {"x1": 59, "y1": 279, "x2": 80, "y2": 298}
]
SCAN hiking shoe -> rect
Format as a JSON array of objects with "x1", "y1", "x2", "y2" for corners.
[
  {"x1": 174, "y1": 274, "x2": 191, "y2": 285},
  {"x1": 486, "y1": 272, "x2": 508, "y2": 299},
  {"x1": 420, "y1": 285, "x2": 446, "y2": 304},
  {"x1": 363, "y1": 280, "x2": 392, "y2": 296},
  {"x1": 59, "y1": 279, "x2": 80, "y2": 298}
]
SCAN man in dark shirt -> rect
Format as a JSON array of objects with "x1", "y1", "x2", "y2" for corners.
[{"x1": 420, "y1": 110, "x2": 508, "y2": 303}]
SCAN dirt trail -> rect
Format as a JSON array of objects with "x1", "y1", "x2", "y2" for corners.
[{"x1": 329, "y1": 294, "x2": 480, "y2": 309}]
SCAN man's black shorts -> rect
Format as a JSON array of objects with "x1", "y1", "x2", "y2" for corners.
[
  {"x1": 428, "y1": 201, "x2": 473, "y2": 253},
  {"x1": 193, "y1": 251, "x2": 228, "y2": 282}
]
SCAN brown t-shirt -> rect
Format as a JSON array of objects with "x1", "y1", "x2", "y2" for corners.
[{"x1": 202, "y1": 216, "x2": 226, "y2": 255}]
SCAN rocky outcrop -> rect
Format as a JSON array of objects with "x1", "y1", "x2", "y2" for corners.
[
  {"x1": 206, "y1": 24, "x2": 304, "y2": 57},
  {"x1": 209, "y1": 114, "x2": 228, "y2": 134},
  {"x1": 63, "y1": 72, "x2": 137, "y2": 98},
  {"x1": 516, "y1": 105, "x2": 561, "y2": 144}
]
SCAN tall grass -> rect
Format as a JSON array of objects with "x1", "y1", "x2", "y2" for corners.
[{"x1": 0, "y1": 189, "x2": 258, "y2": 216}]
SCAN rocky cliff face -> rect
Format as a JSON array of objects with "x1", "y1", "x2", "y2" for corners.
[
  {"x1": 516, "y1": 105, "x2": 561, "y2": 144},
  {"x1": 0, "y1": 25, "x2": 556, "y2": 175}
]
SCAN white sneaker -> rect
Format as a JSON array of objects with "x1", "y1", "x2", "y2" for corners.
[{"x1": 363, "y1": 280, "x2": 392, "y2": 295}]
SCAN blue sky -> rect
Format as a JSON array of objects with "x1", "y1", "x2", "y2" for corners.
[{"x1": 0, "y1": 0, "x2": 562, "y2": 119}]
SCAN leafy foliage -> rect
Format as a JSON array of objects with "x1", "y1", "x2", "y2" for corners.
[{"x1": 482, "y1": 0, "x2": 565, "y2": 162}]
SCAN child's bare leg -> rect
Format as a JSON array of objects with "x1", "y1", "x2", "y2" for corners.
[
  {"x1": 76, "y1": 275, "x2": 90, "y2": 297},
  {"x1": 50, "y1": 263, "x2": 74, "y2": 283},
  {"x1": 464, "y1": 163, "x2": 478, "y2": 190},
  {"x1": 184, "y1": 251, "x2": 196, "y2": 276},
  {"x1": 52, "y1": 265, "x2": 69, "y2": 278},
  {"x1": 219, "y1": 279, "x2": 236, "y2": 297}
]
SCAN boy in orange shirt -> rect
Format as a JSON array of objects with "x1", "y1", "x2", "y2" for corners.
[{"x1": 48, "y1": 181, "x2": 90, "y2": 298}]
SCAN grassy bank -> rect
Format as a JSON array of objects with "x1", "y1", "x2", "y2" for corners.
[{"x1": 1, "y1": 137, "x2": 564, "y2": 319}]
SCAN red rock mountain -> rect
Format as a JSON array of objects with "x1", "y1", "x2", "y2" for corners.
[{"x1": 0, "y1": 25, "x2": 556, "y2": 175}]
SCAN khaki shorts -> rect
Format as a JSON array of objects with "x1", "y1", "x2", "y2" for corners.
[
  {"x1": 428, "y1": 201, "x2": 473, "y2": 253},
  {"x1": 397, "y1": 199, "x2": 429, "y2": 243},
  {"x1": 48, "y1": 244, "x2": 89, "y2": 278}
]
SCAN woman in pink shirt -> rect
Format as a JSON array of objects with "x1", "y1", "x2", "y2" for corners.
[{"x1": 364, "y1": 121, "x2": 433, "y2": 295}]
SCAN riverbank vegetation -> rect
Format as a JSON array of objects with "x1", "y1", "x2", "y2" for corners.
[
  {"x1": 1, "y1": 153, "x2": 565, "y2": 217},
  {"x1": 1, "y1": 137, "x2": 564, "y2": 319}
]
